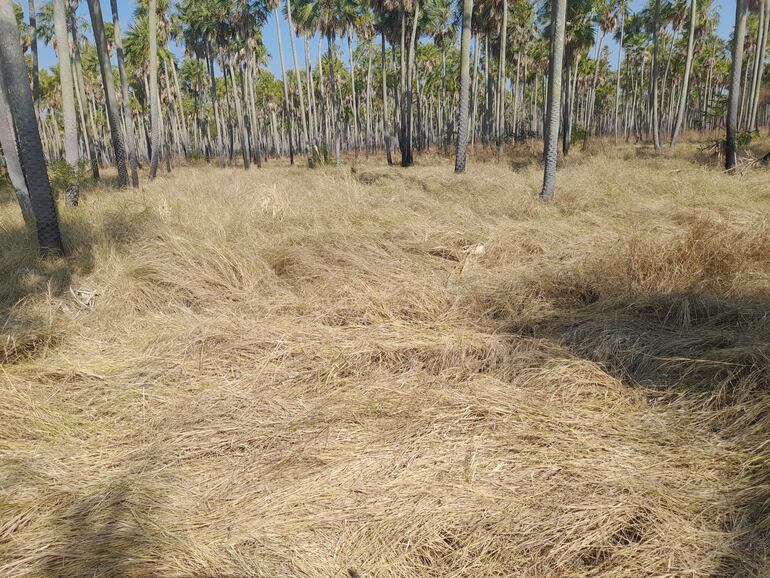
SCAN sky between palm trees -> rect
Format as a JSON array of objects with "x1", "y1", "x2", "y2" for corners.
[{"x1": 26, "y1": 0, "x2": 736, "y2": 79}]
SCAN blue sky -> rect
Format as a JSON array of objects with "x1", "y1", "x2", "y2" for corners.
[{"x1": 26, "y1": 0, "x2": 736, "y2": 77}]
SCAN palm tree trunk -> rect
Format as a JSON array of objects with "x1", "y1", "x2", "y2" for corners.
[
  {"x1": 614, "y1": 10, "x2": 625, "y2": 144},
  {"x1": 86, "y1": 0, "x2": 129, "y2": 186},
  {"x1": 671, "y1": 0, "x2": 696, "y2": 146},
  {"x1": 148, "y1": 0, "x2": 160, "y2": 179},
  {"x1": 285, "y1": 0, "x2": 308, "y2": 150},
  {"x1": 541, "y1": 0, "x2": 567, "y2": 201},
  {"x1": 749, "y1": 0, "x2": 769, "y2": 132},
  {"x1": 0, "y1": 0, "x2": 64, "y2": 255},
  {"x1": 496, "y1": 0, "x2": 508, "y2": 160},
  {"x1": 110, "y1": 0, "x2": 139, "y2": 187},
  {"x1": 228, "y1": 57, "x2": 249, "y2": 169},
  {"x1": 53, "y1": 0, "x2": 80, "y2": 206},
  {"x1": 454, "y1": 0, "x2": 473, "y2": 173},
  {"x1": 28, "y1": 0, "x2": 40, "y2": 106},
  {"x1": 274, "y1": 7, "x2": 295, "y2": 164},
  {"x1": 0, "y1": 67, "x2": 33, "y2": 225},
  {"x1": 381, "y1": 29, "x2": 393, "y2": 164},
  {"x1": 726, "y1": 0, "x2": 748, "y2": 171},
  {"x1": 327, "y1": 32, "x2": 341, "y2": 165},
  {"x1": 651, "y1": 0, "x2": 662, "y2": 150}
]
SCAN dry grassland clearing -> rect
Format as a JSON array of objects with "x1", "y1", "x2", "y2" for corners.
[{"x1": 1, "y1": 143, "x2": 769, "y2": 577}]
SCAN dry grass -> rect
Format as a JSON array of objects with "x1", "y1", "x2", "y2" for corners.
[{"x1": 1, "y1": 142, "x2": 769, "y2": 577}]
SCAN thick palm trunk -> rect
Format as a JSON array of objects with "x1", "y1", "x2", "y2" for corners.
[
  {"x1": 0, "y1": 0, "x2": 64, "y2": 255},
  {"x1": 148, "y1": 0, "x2": 160, "y2": 179},
  {"x1": 53, "y1": 0, "x2": 79, "y2": 206},
  {"x1": 726, "y1": 0, "x2": 748, "y2": 171},
  {"x1": 540, "y1": 0, "x2": 567, "y2": 201},
  {"x1": 671, "y1": 0, "x2": 696, "y2": 146},
  {"x1": 28, "y1": 0, "x2": 39, "y2": 105},
  {"x1": 111, "y1": 0, "x2": 139, "y2": 186},
  {"x1": 0, "y1": 69, "x2": 33, "y2": 225},
  {"x1": 454, "y1": 0, "x2": 473, "y2": 173},
  {"x1": 401, "y1": 2, "x2": 419, "y2": 167},
  {"x1": 86, "y1": 0, "x2": 128, "y2": 186}
]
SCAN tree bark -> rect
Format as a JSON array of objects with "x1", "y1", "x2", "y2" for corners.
[
  {"x1": 541, "y1": 0, "x2": 567, "y2": 201},
  {"x1": 0, "y1": 0, "x2": 64, "y2": 255},
  {"x1": 454, "y1": 0, "x2": 473, "y2": 173},
  {"x1": 726, "y1": 0, "x2": 748, "y2": 171}
]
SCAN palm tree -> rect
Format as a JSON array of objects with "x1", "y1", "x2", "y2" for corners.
[
  {"x1": 110, "y1": 0, "x2": 140, "y2": 187},
  {"x1": 650, "y1": 0, "x2": 662, "y2": 150},
  {"x1": 29, "y1": 0, "x2": 40, "y2": 105},
  {"x1": 0, "y1": 66, "x2": 33, "y2": 225},
  {"x1": 540, "y1": 0, "x2": 567, "y2": 202},
  {"x1": 454, "y1": 0, "x2": 473, "y2": 172},
  {"x1": 726, "y1": 0, "x2": 748, "y2": 171},
  {"x1": 671, "y1": 0, "x2": 696, "y2": 146},
  {"x1": 285, "y1": 0, "x2": 309, "y2": 151},
  {"x1": 149, "y1": 0, "x2": 161, "y2": 178},
  {"x1": 53, "y1": 0, "x2": 80, "y2": 206},
  {"x1": 85, "y1": 0, "x2": 129, "y2": 186},
  {"x1": 0, "y1": 0, "x2": 64, "y2": 255}
]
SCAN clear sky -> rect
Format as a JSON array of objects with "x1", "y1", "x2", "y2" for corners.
[{"x1": 26, "y1": 0, "x2": 737, "y2": 77}]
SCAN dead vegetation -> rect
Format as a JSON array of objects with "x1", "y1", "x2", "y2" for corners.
[{"x1": 0, "y1": 145, "x2": 769, "y2": 576}]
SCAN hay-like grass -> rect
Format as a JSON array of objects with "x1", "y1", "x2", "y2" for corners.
[{"x1": 1, "y1": 143, "x2": 768, "y2": 576}]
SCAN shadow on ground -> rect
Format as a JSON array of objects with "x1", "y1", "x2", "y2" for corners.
[{"x1": 505, "y1": 291, "x2": 770, "y2": 576}]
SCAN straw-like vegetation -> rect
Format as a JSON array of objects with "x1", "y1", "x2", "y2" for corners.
[{"x1": 1, "y1": 144, "x2": 769, "y2": 576}]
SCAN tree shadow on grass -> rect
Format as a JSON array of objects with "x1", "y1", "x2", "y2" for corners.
[
  {"x1": 0, "y1": 202, "x2": 155, "y2": 361},
  {"x1": 505, "y1": 291, "x2": 770, "y2": 576}
]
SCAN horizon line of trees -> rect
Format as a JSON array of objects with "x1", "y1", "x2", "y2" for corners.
[{"x1": 0, "y1": 0, "x2": 768, "y2": 255}]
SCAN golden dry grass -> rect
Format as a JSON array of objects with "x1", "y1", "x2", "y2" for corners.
[{"x1": 1, "y1": 143, "x2": 769, "y2": 577}]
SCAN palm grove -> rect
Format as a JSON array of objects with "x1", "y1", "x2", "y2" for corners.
[{"x1": 0, "y1": 0, "x2": 767, "y2": 255}]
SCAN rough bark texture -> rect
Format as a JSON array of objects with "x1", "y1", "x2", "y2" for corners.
[
  {"x1": 54, "y1": 0, "x2": 80, "y2": 206},
  {"x1": 454, "y1": 0, "x2": 473, "y2": 173},
  {"x1": 111, "y1": 0, "x2": 139, "y2": 187},
  {"x1": 86, "y1": 0, "x2": 129, "y2": 186},
  {"x1": 726, "y1": 0, "x2": 747, "y2": 171},
  {"x1": 540, "y1": 0, "x2": 567, "y2": 201},
  {"x1": 148, "y1": 0, "x2": 161, "y2": 179},
  {"x1": 0, "y1": 66, "x2": 34, "y2": 225},
  {"x1": 0, "y1": 0, "x2": 64, "y2": 255}
]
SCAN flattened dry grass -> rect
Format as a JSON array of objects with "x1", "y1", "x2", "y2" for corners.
[{"x1": 1, "y1": 145, "x2": 769, "y2": 577}]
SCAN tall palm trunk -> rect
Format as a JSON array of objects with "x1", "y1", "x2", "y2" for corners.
[
  {"x1": 0, "y1": 68, "x2": 33, "y2": 224},
  {"x1": 748, "y1": 0, "x2": 769, "y2": 132},
  {"x1": 348, "y1": 30, "x2": 360, "y2": 154},
  {"x1": 614, "y1": 10, "x2": 625, "y2": 143},
  {"x1": 53, "y1": 0, "x2": 79, "y2": 206},
  {"x1": 671, "y1": 0, "x2": 696, "y2": 146},
  {"x1": 381, "y1": 28, "x2": 393, "y2": 165},
  {"x1": 726, "y1": 0, "x2": 748, "y2": 171},
  {"x1": 454, "y1": 0, "x2": 473, "y2": 173},
  {"x1": 650, "y1": 0, "x2": 662, "y2": 150},
  {"x1": 85, "y1": 0, "x2": 128, "y2": 186},
  {"x1": 28, "y1": 0, "x2": 39, "y2": 106},
  {"x1": 540, "y1": 0, "x2": 567, "y2": 201},
  {"x1": 0, "y1": 0, "x2": 64, "y2": 255},
  {"x1": 402, "y1": 2, "x2": 419, "y2": 167},
  {"x1": 285, "y1": 0, "x2": 308, "y2": 150},
  {"x1": 148, "y1": 0, "x2": 160, "y2": 179},
  {"x1": 274, "y1": 7, "x2": 294, "y2": 164},
  {"x1": 110, "y1": 0, "x2": 139, "y2": 186},
  {"x1": 496, "y1": 0, "x2": 508, "y2": 160},
  {"x1": 327, "y1": 32, "x2": 340, "y2": 165}
]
